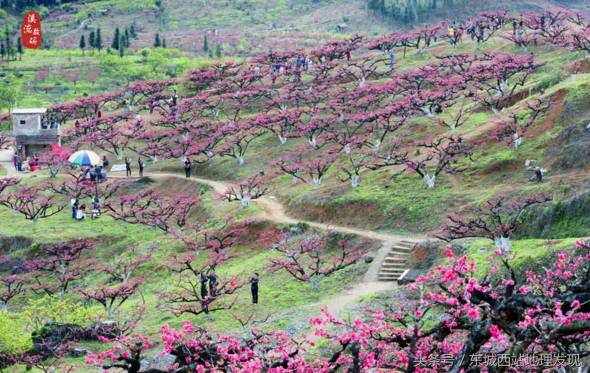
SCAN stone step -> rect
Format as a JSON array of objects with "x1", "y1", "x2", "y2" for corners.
[
  {"x1": 383, "y1": 257, "x2": 407, "y2": 264},
  {"x1": 386, "y1": 251, "x2": 410, "y2": 258},
  {"x1": 379, "y1": 271, "x2": 405, "y2": 278},
  {"x1": 377, "y1": 273, "x2": 401, "y2": 282},
  {"x1": 380, "y1": 267, "x2": 406, "y2": 274},
  {"x1": 379, "y1": 267, "x2": 407, "y2": 273},
  {"x1": 381, "y1": 262, "x2": 407, "y2": 268},
  {"x1": 376, "y1": 240, "x2": 416, "y2": 282}
]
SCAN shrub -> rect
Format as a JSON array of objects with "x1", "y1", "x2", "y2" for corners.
[{"x1": 0, "y1": 312, "x2": 32, "y2": 356}]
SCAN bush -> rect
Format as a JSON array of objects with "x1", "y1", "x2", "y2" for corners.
[
  {"x1": 20, "y1": 295, "x2": 100, "y2": 333},
  {"x1": 0, "y1": 312, "x2": 32, "y2": 356}
]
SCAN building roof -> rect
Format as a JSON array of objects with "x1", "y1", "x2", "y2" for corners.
[{"x1": 12, "y1": 108, "x2": 47, "y2": 114}]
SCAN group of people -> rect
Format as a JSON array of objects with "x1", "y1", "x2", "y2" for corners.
[
  {"x1": 447, "y1": 22, "x2": 464, "y2": 47},
  {"x1": 124, "y1": 157, "x2": 145, "y2": 177},
  {"x1": 71, "y1": 195, "x2": 102, "y2": 221},
  {"x1": 268, "y1": 50, "x2": 354, "y2": 84},
  {"x1": 12, "y1": 153, "x2": 38, "y2": 173},
  {"x1": 198, "y1": 272, "x2": 260, "y2": 312},
  {"x1": 74, "y1": 110, "x2": 103, "y2": 135},
  {"x1": 40, "y1": 115, "x2": 59, "y2": 130},
  {"x1": 81, "y1": 164, "x2": 107, "y2": 182}
]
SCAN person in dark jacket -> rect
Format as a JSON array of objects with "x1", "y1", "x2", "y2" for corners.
[
  {"x1": 250, "y1": 273, "x2": 259, "y2": 304},
  {"x1": 184, "y1": 158, "x2": 192, "y2": 178},
  {"x1": 16, "y1": 154, "x2": 22, "y2": 172},
  {"x1": 208, "y1": 271, "x2": 217, "y2": 297},
  {"x1": 71, "y1": 198, "x2": 78, "y2": 219},
  {"x1": 200, "y1": 273, "x2": 209, "y2": 298},
  {"x1": 125, "y1": 158, "x2": 132, "y2": 177},
  {"x1": 199, "y1": 273, "x2": 209, "y2": 314},
  {"x1": 138, "y1": 157, "x2": 144, "y2": 178}
]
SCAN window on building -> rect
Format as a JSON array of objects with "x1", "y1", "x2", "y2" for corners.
[{"x1": 19, "y1": 120, "x2": 26, "y2": 125}]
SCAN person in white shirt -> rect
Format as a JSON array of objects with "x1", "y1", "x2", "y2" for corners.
[{"x1": 76, "y1": 204, "x2": 86, "y2": 221}]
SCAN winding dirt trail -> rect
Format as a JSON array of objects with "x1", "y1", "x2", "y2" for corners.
[
  {"x1": 120, "y1": 172, "x2": 426, "y2": 315},
  {"x1": 0, "y1": 161, "x2": 425, "y2": 315}
]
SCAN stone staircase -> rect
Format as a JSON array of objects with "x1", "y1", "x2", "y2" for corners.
[{"x1": 377, "y1": 240, "x2": 417, "y2": 282}]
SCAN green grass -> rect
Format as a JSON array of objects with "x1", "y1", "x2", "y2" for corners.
[
  {"x1": 463, "y1": 237, "x2": 580, "y2": 277},
  {"x1": 0, "y1": 173, "x2": 375, "y2": 349},
  {"x1": 0, "y1": 48, "x2": 216, "y2": 110}
]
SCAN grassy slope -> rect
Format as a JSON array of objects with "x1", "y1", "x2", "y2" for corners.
[
  {"x1": 2, "y1": 10, "x2": 590, "y2": 372},
  {"x1": 0, "y1": 172, "x2": 378, "y2": 370},
  {"x1": 167, "y1": 36, "x2": 590, "y2": 237}
]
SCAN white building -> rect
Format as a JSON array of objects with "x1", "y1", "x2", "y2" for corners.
[{"x1": 12, "y1": 108, "x2": 61, "y2": 157}]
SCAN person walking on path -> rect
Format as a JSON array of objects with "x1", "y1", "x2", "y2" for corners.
[
  {"x1": 138, "y1": 157, "x2": 144, "y2": 178},
  {"x1": 125, "y1": 158, "x2": 132, "y2": 177},
  {"x1": 184, "y1": 158, "x2": 192, "y2": 178},
  {"x1": 102, "y1": 155, "x2": 109, "y2": 168},
  {"x1": 389, "y1": 49, "x2": 395, "y2": 69},
  {"x1": 250, "y1": 272, "x2": 259, "y2": 304},
  {"x1": 208, "y1": 271, "x2": 217, "y2": 297}
]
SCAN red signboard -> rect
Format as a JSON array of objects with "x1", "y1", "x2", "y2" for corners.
[{"x1": 21, "y1": 11, "x2": 42, "y2": 49}]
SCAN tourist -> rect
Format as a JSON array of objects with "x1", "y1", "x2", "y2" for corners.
[
  {"x1": 250, "y1": 272, "x2": 259, "y2": 304},
  {"x1": 102, "y1": 155, "x2": 109, "y2": 168},
  {"x1": 534, "y1": 167, "x2": 544, "y2": 183},
  {"x1": 16, "y1": 154, "x2": 22, "y2": 172},
  {"x1": 22, "y1": 160, "x2": 30, "y2": 173},
  {"x1": 89, "y1": 167, "x2": 97, "y2": 182},
  {"x1": 91, "y1": 197, "x2": 101, "y2": 219},
  {"x1": 512, "y1": 20, "x2": 517, "y2": 35},
  {"x1": 296, "y1": 55, "x2": 303, "y2": 70},
  {"x1": 200, "y1": 273, "x2": 208, "y2": 298},
  {"x1": 76, "y1": 204, "x2": 86, "y2": 221},
  {"x1": 172, "y1": 89, "x2": 178, "y2": 106},
  {"x1": 389, "y1": 49, "x2": 395, "y2": 69},
  {"x1": 184, "y1": 158, "x2": 192, "y2": 178},
  {"x1": 125, "y1": 158, "x2": 132, "y2": 177},
  {"x1": 208, "y1": 271, "x2": 217, "y2": 297},
  {"x1": 71, "y1": 198, "x2": 78, "y2": 219},
  {"x1": 138, "y1": 157, "x2": 144, "y2": 178},
  {"x1": 94, "y1": 165, "x2": 103, "y2": 181},
  {"x1": 29, "y1": 157, "x2": 36, "y2": 172}
]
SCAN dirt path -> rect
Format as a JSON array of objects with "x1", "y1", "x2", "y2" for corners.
[
  {"x1": 140, "y1": 172, "x2": 424, "y2": 243},
  {"x1": 1, "y1": 167, "x2": 425, "y2": 315},
  {"x1": 116, "y1": 172, "x2": 425, "y2": 315}
]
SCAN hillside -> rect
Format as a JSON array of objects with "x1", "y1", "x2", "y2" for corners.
[{"x1": 1, "y1": 5, "x2": 590, "y2": 373}]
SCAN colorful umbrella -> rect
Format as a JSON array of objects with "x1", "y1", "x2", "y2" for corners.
[{"x1": 68, "y1": 150, "x2": 101, "y2": 167}]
